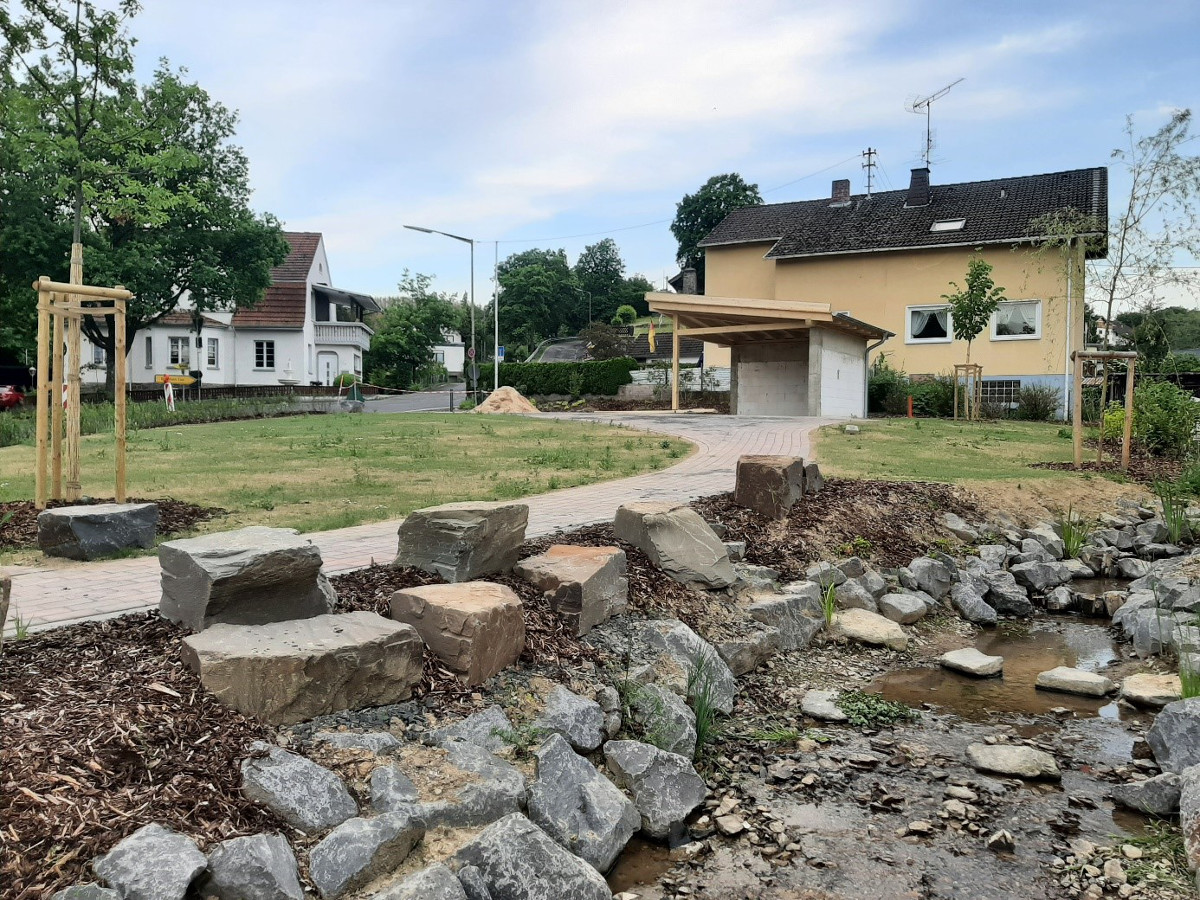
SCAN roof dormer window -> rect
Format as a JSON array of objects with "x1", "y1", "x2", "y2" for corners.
[{"x1": 930, "y1": 219, "x2": 966, "y2": 232}]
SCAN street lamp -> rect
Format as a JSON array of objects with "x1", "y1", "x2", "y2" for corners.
[
  {"x1": 404, "y1": 225, "x2": 476, "y2": 395},
  {"x1": 572, "y1": 286, "x2": 592, "y2": 325}
]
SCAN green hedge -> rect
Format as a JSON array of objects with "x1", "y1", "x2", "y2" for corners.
[{"x1": 480, "y1": 358, "x2": 638, "y2": 396}]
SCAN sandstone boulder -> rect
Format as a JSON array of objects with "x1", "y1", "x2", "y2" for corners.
[
  {"x1": 733, "y1": 455, "x2": 806, "y2": 520},
  {"x1": 940, "y1": 647, "x2": 1004, "y2": 677},
  {"x1": 514, "y1": 545, "x2": 627, "y2": 635},
  {"x1": 38, "y1": 502, "x2": 157, "y2": 561},
  {"x1": 395, "y1": 501, "x2": 529, "y2": 582},
  {"x1": 1121, "y1": 673, "x2": 1182, "y2": 708},
  {"x1": 603, "y1": 740, "x2": 706, "y2": 840},
  {"x1": 159, "y1": 526, "x2": 335, "y2": 632},
  {"x1": 182, "y1": 612, "x2": 423, "y2": 725},
  {"x1": 390, "y1": 582, "x2": 524, "y2": 685},
  {"x1": 832, "y1": 608, "x2": 908, "y2": 652},
  {"x1": 613, "y1": 501, "x2": 735, "y2": 588}
]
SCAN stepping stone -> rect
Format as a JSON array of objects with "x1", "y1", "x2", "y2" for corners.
[
  {"x1": 395, "y1": 501, "x2": 529, "y2": 582},
  {"x1": 182, "y1": 612, "x2": 423, "y2": 725},
  {"x1": 1035, "y1": 666, "x2": 1116, "y2": 698},
  {"x1": 514, "y1": 545, "x2": 628, "y2": 635},
  {"x1": 940, "y1": 648, "x2": 1004, "y2": 677},
  {"x1": 966, "y1": 743, "x2": 1060, "y2": 780},
  {"x1": 832, "y1": 608, "x2": 908, "y2": 652},
  {"x1": 801, "y1": 689, "x2": 848, "y2": 723},
  {"x1": 733, "y1": 455, "x2": 807, "y2": 520},
  {"x1": 389, "y1": 582, "x2": 524, "y2": 685},
  {"x1": 159, "y1": 526, "x2": 335, "y2": 632},
  {"x1": 614, "y1": 501, "x2": 735, "y2": 588},
  {"x1": 38, "y1": 502, "x2": 158, "y2": 561},
  {"x1": 1120, "y1": 673, "x2": 1182, "y2": 708}
]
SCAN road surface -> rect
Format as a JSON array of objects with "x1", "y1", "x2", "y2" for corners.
[{"x1": 363, "y1": 382, "x2": 468, "y2": 413}]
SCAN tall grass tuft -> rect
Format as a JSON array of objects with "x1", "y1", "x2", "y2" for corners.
[
  {"x1": 1155, "y1": 480, "x2": 1189, "y2": 545},
  {"x1": 1180, "y1": 653, "x2": 1200, "y2": 700},
  {"x1": 820, "y1": 580, "x2": 838, "y2": 627},
  {"x1": 1059, "y1": 505, "x2": 1092, "y2": 559},
  {"x1": 686, "y1": 648, "x2": 723, "y2": 758}
]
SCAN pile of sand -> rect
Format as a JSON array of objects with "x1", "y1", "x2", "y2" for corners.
[{"x1": 474, "y1": 386, "x2": 538, "y2": 414}]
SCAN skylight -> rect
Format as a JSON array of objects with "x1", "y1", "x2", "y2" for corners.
[{"x1": 930, "y1": 219, "x2": 966, "y2": 232}]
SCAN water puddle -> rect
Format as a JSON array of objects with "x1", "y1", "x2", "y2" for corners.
[
  {"x1": 874, "y1": 619, "x2": 1134, "y2": 721},
  {"x1": 607, "y1": 836, "x2": 673, "y2": 893}
]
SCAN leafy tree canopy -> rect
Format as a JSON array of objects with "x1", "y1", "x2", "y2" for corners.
[
  {"x1": 670, "y1": 173, "x2": 762, "y2": 292},
  {"x1": 365, "y1": 271, "x2": 459, "y2": 389},
  {"x1": 942, "y1": 256, "x2": 1005, "y2": 363}
]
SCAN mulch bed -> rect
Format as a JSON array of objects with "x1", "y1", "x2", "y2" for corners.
[
  {"x1": 583, "y1": 396, "x2": 731, "y2": 414},
  {"x1": 1031, "y1": 456, "x2": 1185, "y2": 486},
  {"x1": 0, "y1": 613, "x2": 282, "y2": 899},
  {"x1": 0, "y1": 498, "x2": 225, "y2": 550},
  {"x1": 694, "y1": 478, "x2": 982, "y2": 575}
]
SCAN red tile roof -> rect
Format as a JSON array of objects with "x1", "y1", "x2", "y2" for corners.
[
  {"x1": 156, "y1": 311, "x2": 228, "y2": 329},
  {"x1": 231, "y1": 232, "x2": 319, "y2": 329}
]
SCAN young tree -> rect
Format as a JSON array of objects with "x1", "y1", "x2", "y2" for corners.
[
  {"x1": 942, "y1": 257, "x2": 1005, "y2": 364},
  {"x1": 670, "y1": 173, "x2": 762, "y2": 292},
  {"x1": 365, "y1": 272, "x2": 458, "y2": 389},
  {"x1": 579, "y1": 321, "x2": 631, "y2": 360}
]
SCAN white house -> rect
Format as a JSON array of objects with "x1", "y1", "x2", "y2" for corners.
[
  {"x1": 83, "y1": 232, "x2": 378, "y2": 387},
  {"x1": 432, "y1": 329, "x2": 466, "y2": 377}
]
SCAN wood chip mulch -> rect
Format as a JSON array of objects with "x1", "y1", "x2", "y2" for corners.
[
  {"x1": 1031, "y1": 456, "x2": 1185, "y2": 486},
  {"x1": 694, "y1": 478, "x2": 982, "y2": 575},
  {"x1": 0, "y1": 498, "x2": 225, "y2": 550},
  {"x1": 0, "y1": 613, "x2": 282, "y2": 900}
]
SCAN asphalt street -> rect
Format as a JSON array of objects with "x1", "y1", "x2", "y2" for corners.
[{"x1": 363, "y1": 381, "x2": 468, "y2": 413}]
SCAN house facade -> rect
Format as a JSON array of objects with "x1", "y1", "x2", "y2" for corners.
[
  {"x1": 83, "y1": 232, "x2": 378, "y2": 387},
  {"x1": 696, "y1": 167, "x2": 1108, "y2": 410}
]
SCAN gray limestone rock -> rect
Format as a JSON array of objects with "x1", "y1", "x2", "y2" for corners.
[
  {"x1": 1080, "y1": 545, "x2": 1121, "y2": 578},
  {"x1": 308, "y1": 811, "x2": 425, "y2": 899},
  {"x1": 432, "y1": 706, "x2": 514, "y2": 752},
  {"x1": 92, "y1": 824, "x2": 206, "y2": 900},
  {"x1": 977, "y1": 545, "x2": 1009, "y2": 570},
  {"x1": 395, "y1": 501, "x2": 529, "y2": 582},
  {"x1": 1118, "y1": 557, "x2": 1153, "y2": 580},
  {"x1": 38, "y1": 502, "x2": 158, "y2": 561},
  {"x1": 240, "y1": 742, "x2": 357, "y2": 832},
  {"x1": 456, "y1": 866, "x2": 493, "y2": 900},
  {"x1": 1112, "y1": 773, "x2": 1182, "y2": 816},
  {"x1": 313, "y1": 732, "x2": 401, "y2": 755},
  {"x1": 370, "y1": 766, "x2": 420, "y2": 811},
  {"x1": 613, "y1": 501, "x2": 735, "y2": 588},
  {"x1": 379, "y1": 864, "x2": 467, "y2": 900},
  {"x1": 409, "y1": 741, "x2": 527, "y2": 828},
  {"x1": 837, "y1": 556, "x2": 867, "y2": 579},
  {"x1": 533, "y1": 685, "x2": 605, "y2": 752},
  {"x1": 806, "y1": 561, "x2": 846, "y2": 588},
  {"x1": 724, "y1": 541, "x2": 747, "y2": 562},
  {"x1": 940, "y1": 647, "x2": 1004, "y2": 677},
  {"x1": 527, "y1": 734, "x2": 640, "y2": 872},
  {"x1": 1025, "y1": 524, "x2": 1065, "y2": 560},
  {"x1": 1009, "y1": 560, "x2": 1071, "y2": 593},
  {"x1": 628, "y1": 682, "x2": 698, "y2": 759},
  {"x1": 603, "y1": 740, "x2": 706, "y2": 839},
  {"x1": 1179, "y1": 766, "x2": 1200, "y2": 877},
  {"x1": 950, "y1": 583, "x2": 998, "y2": 626},
  {"x1": 858, "y1": 569, "x2": 888, "y2": 600},
  {"x1": 1148, "y1": 698, "x2": 1200, "y2": 773},
  {"x1": 204, "y1": 832, "x2": 304, "y2": 900},
  {"x1": 1045, "y1": 585, "x2": 1075, "y2": 612},
  {"x1": 742, "y1": 584, "x2": 823, "y2": 651},
  {"x1": 981, "y1": 571, "x2": 1034, "y2": 617},
  {"x1": 51, "y1": 887, "x2": 120, "y2": 900},
  {"x1": 159, "y1": 526, "x2": 335, "y2": 631},
  {"x1": 877, "y1": 593, "x2": 928, "y2": 625},
  {"x1": 908, "y1": 557, "x2": 952, "y2": 600},
  {"x1": 942, "y1": 512, "x2": 979, "y2": 543},
  {"x1": 835, "y1": 577, "x2": 878, "y2": 613},
  {"x1": 622, "y1": 618, "x2": 737, "y2": 714},
  {"x1": 801, "y1": 689, "x2": 848, "y2": 722},
  {"x1": 453, "y1": 813, "x2": 611, "y2": 900},
  {"x1": 711, "y1": 623, "x2": 781, "y2": 677}
]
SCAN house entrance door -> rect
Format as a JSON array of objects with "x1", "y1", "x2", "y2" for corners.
[{"x1": 317, "y1": 351, "x2": 339, "y2": 386}]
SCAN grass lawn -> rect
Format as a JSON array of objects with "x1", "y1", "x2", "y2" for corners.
[
  {"x1": 0, "y1": 413, "x2": 690, "y2": 538},
  {"x1": 814, "y1": 417, "x2": 1147, "y2": 520}
]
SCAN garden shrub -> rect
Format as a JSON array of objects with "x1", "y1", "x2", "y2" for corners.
[
  {"x1": 481, "y1": 357, "x2": 638, "y2": 396},
  {"x1": 907, "y1": 377, "x2": 954, "y2": 418},
  {"x1": 1101, "y1": 402, "x2": 1126, "y2": 442},
  {"x1": 1133, "y1": 380, "x2": 1200, "y2": 457},
  {"x1": 868, "y1": 357, "x2": 907, "y2": 414},
  {"x1": 1014, "y1": 384, "x2": 1060, "y2": 421}
]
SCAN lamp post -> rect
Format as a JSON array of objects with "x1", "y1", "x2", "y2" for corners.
[
  {"x1": 404, "y1": 225, "x2": 475, "y2": 396},
  {"x1": 572, "y1": 285, "x2": 592, "y2": 325}
]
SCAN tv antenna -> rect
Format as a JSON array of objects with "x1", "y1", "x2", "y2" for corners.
[
  {"x1": 861, "y1": 147, "x2": 877, "y2": 197},
  {"x1": 906, "y1": 77, "x2": 964, "y2": 167}
]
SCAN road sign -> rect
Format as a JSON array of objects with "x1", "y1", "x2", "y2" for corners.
[
  {"x1": 154, "y1": 374, "x2": 196, "y2": 386},
  {"x1": 497, "y1": 345, "x2": 506, "y2": 361},
  {"x1": 467, "y1": 347, "x2": 476, "y2": 360}
]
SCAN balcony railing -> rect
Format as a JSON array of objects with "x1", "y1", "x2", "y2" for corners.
[{"x1": 314, "y1": 321, "x2": 373, "y2": 350}]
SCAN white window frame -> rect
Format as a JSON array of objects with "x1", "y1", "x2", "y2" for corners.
[
  {"x1": 991, "y1": 299, "x2": 1042, "y2": 341},
  {"x1": 169, "y1": 336, "x2": 191, "y2": 367},
  {"x1": 255, "y1": 340, "x2": 276, "y2": 370},
  {"x1": 92, "y1": 344, "x2": 106, "y2": 366},
  {"x1": 905, "y1": 304, "x2": 953, "y2": 344},
  {"x1": 144, "y1": 335, "x2": 153, "y2": 369},
  {"x1": 207, "y1": 337, "x2": 220, "y2": 368}
]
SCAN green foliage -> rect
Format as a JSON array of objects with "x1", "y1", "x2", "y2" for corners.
[
  {"x1": 1119, "y1": 309, "x2": 1200, "y2": 360},
  {"x1": 908, "y1": 377, "x2": 955, "y2": 418},
  {"x1": 482, "y1": 358, "x2": 638, "y2": 396},
  {"x1": 942, "y1": 257, "x2": 1005, "y2": 362},
  {"x1": 579, "y1": 321, "x2": 631, "y2": 361},
  {"x1": 1123, "y1": 822, "x2": 1192, "y2": 889},
  {"x1": 611, "y1": 305, "x2": 638, "y2": 327},
  {"x1": 334, "y1": 373, "x2": 359, "y2": 388},
  {"x1": 671, "y1": 173, "x2": 762, "y2": 292},
  {"x1": 1155, "y1": 480, "x2": 1189, "y2": 544},
  {"x1": 1101, "y1": 402, "x2": 1126, "y2": 442},
  {"x1": 1059, "y1": 507, "x2": 1092, "y2": 558},
  {"x1": 1014, "y1": 384, "x2": 1061, "y2": 421},
  {"x1": 493, "y1": 724, "x2": 550, "y2": 757},
  {"x1": 1177, "y1": 461, "x2": 1200, "y2": 496},
  {"x1": 834, "y1": 690, "x2": 919, "y2": 728},
  {"x1": 573, "y1": 238, "x2": 624, "y2": 324},
  {"x1": 1133, "y1": 380, "x2": 1200, "y2": 457},
  {"x1": 365, "y1": 272, "x2": 459, "y2": 390},
  {"x1": 867, "y1": 355, "x2": 907, "y2": 414},
  {"x1": 820, "y1": 581, "x2": 837, "y2": 627},
  {"x1": 1181, "y1": 654, "x2": 1200, "y2": 700},
  {"x1": 686, "y1": 648, "x2": 723, "y2": 757}
]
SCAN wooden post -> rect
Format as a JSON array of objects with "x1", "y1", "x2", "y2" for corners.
[
  {"x1": 953, "y1": 370, "x2": 959, "y2": 420},
  {"x1": 114, "y1": 294, "x2": 127, "y2": 502},
  {"x1": 1097, "y1": 361, "x2": 1106, "y2": 465},
  {"x1": 35, "y1": 279, "x2": 51, "y2": 509},
  {"x1": 64, "y1": 242, "x2": 84, "y2": 502},
  {"x1": 1072, "y1": 352, "x2": 1084, "y2": 469},
  {"x1": 671, "y1": 314, "x2": 680, "y2": 413},
  {"x1": 1121, "y1": 358, "x2": 1136, "y2": 473}
]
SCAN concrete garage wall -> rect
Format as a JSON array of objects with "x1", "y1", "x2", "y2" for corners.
[
  {"x1": 815, "y1": 328, "x2": 866, "y2": 417},
  {"x1": 730, "y1": 338, "x2": 809, "y2": 416}
]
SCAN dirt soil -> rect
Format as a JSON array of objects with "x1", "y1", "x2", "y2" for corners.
[
  {"x1": 0, "y1": 497, "x2": 225, "y2": 550},
  {"x1": 474, "y1": 386, "x2": 539, "y2": 414},
  {"x1": 0, "y1": 613, "x2": 281, "y2": 900},
  {"x1": 1032, "y1": 457, "x2": 1186, "y2": 487},
  {"x1": 968, "y1": 477, "x2": 1149, "y2": 526}
]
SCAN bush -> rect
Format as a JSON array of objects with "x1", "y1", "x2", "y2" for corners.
[
  {"x1": 1134, "y1": 380, "x2": 1200, "y2": 457},
  {"x1": 480, "y1": 358, "x2": 638, "y2": 396},
  {"x1": 868, "y1": 356, "x2": 907, "y2": 414},
  {"x1": 334, "y1": 373, "x2": 359, "y2": 388},
  {"x1": 1014, "y1": 384, "x2": 1060, "y2": 421},
  {"x1": 907, "y1": 377, "x2": 954, "y2": 418},
  {"x1": 1101, "y1": 401, "x2": 1125, "y2": 442},
  {"x1": 611, "y1": 305, "x2": 637, "y2": 326}
]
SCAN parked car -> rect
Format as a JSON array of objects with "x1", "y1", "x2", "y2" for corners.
[{"x1": 0, "y1": 385, "x2": 24, "y2": 409}]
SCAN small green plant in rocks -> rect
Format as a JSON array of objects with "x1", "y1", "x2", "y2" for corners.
[{"x1": 834, "y1": 690, "x2": 918, "y2": 728}]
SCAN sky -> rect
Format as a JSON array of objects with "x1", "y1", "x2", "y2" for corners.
[{"x1": 129, "y1": 0, "x2": 1200, "y2": 308}]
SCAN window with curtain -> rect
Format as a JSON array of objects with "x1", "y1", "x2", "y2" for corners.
[
  {"x1": 144, "y1": 335, "x2": 153, "y2": 368},
  {"x1": 169, "y1": 336, "x2": 190, "y2": 366},
  {"x1": 993, "y1": 300, "x2": 1041, "y2": 339},
  {"x1": 207, "y1": 338, "x2": 220, "y2": 368},
  {"x1": 907, "y1": 305, "x2": 951, "y2": 342}
]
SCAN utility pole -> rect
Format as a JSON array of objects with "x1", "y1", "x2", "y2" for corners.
[{"x1": 861, "y1": 147, "x2": 877, "y2": 197}]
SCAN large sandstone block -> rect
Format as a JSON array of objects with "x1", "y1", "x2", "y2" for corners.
[
  {"x1": 0, "y1": 568, "x2": 10, "y2": 655},
  {"x1": 514, "y1": 545, "x2": 627, "y2": 635},
  {"x1": 390, "y1": 582, "x2": 524, "y2": 685},
  {"x1": 38, "y1": 502, "x2": 157, "y2": 561},
  {"x1": 159, "y1": 526, "x2": 335, "y2": 632},
  {"x1": 613, "y1": 501, "x2": 735, "y2": 588},
  {"x1": 181, "y1": 612, "x2": 424, "y2": 725},
  {"x1": 733, "y1": 455, "x2": 806, "y2": 520},
  {"x1": 395, "y1": 501, "x2": 528, "y2": 582}
]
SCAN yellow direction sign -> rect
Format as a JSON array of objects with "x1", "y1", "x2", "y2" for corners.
[{"x1": 154, "y1": 374, "x2": 196, "y2": 386}]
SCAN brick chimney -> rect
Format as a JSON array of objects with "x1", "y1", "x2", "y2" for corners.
[
  {"x1": 906, "y1": 167, "x2": 931, "y2": 207},
  {"x1": 680, "y1": 267, "x2": 698, "y2": 295},
  {"x1": 830, "y1": 179, "x2": 851, "y2": 206}
]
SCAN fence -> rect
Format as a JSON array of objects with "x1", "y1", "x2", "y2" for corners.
[
  {"x1": 81, "y1": 382, "x2": 381, "y2": 404},
  {"x1": 631, "y1": 366, "x2": 731, "y2": 392}
]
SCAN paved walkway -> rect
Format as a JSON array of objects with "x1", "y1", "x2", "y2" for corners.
[{"x1": 6, "y1": 414, "x2": 835, "y2": 634}]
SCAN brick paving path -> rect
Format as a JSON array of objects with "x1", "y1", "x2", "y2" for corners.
[{"x1": 5, "y1": 414, "x2": 834, "y2": 634}]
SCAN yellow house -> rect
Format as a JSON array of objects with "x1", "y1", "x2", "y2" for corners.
[{"x1": 693, "y1": 166, "x2": 1107, "y2": 411}]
